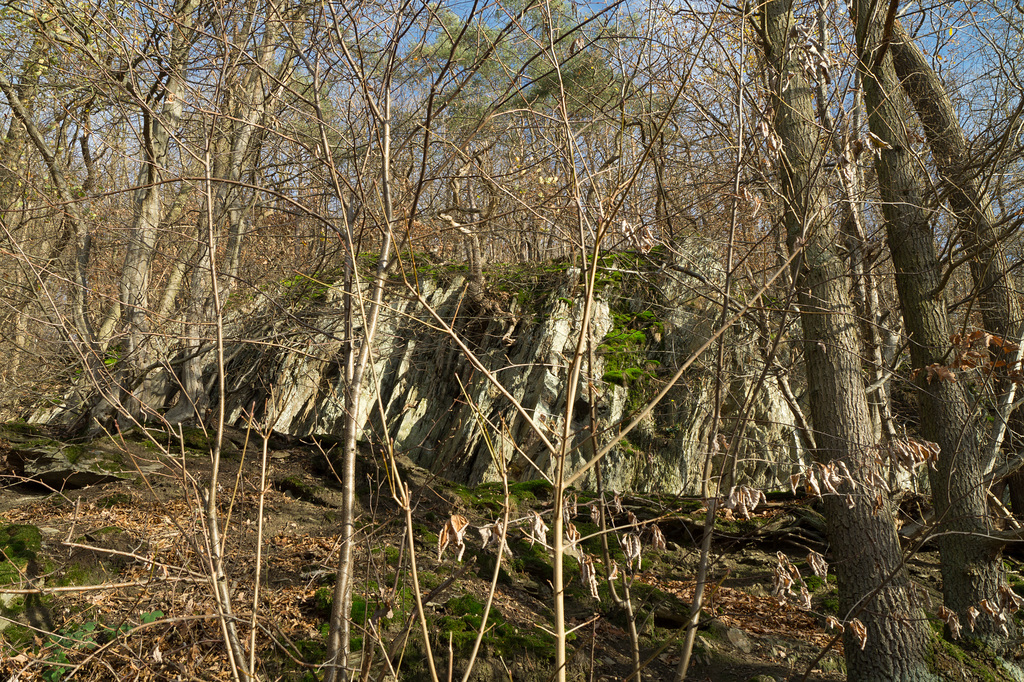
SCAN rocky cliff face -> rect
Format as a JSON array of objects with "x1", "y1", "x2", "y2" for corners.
[{"x1": 36, "y1": 248, "x2": 808, "y2": 495}]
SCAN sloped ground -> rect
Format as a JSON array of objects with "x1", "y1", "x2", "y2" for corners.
[{"x1": 0, "y1": 424, "x2": 1020, "y2": 681}]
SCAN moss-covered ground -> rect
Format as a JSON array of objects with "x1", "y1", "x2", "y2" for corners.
[{"x1": 0, "y1": 427, "x2": 1019, "y2": 681}]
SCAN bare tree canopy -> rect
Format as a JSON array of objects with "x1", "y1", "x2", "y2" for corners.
[{"x1": 2, "y1": 0, "x2": 1024, "y2": 678}]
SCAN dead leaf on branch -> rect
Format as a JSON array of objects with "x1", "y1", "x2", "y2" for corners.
[
  {"x1": 938, "y1": 605, "x2": 962, "y2": 639},
  {"x1": 995, "y1": 610, "x2": 1010, "y2": 636},
  {"x1": 565, "y1": 521, "x2": 580, "y2": 549},
  {"x1": 724, "y1": 485, "x2": 766, "y2": 520},
  {"x1": 563, "y1": 492, "x2": 577, "y2": 520},
  {"x1": 786, "y1": 18, "x2": 834, "y2": 85},
  {"x1": 864, "y1": 131, "x2": 893, "y2": 157},
  {"x1": 619, "y1": 532, "x2": 642, "y2": 572},
  {"x1": 999, "y1": 583, "x2": 1024, "y2": 611},
  {"x1": 804, "y1": 468, "x2": 820, "y2": 497},
  {"x1": 478, "y1": 520, "x2": 512, "y2": 558},
  {"x1": 758, "y1": 118, "x2": 783, "y2": 163},
  {"x1": 438, "y1": 514, "x2": 470, "y2": 561},
  {"x1": 772, "y1": 551, "x2": 805, "y2": 603},
  {"x1": 917, "y1": 586, "x2": 932, "y2": 609},
  {"x1": 819, "y1": 466, "x2": 841, "y2": 496},
  {"x1": 797, "y1": 586, "x2": 812, "y2": 610},
  {"x1": 849, "y1": 618, "x2": 867, "y2": 649},
  {"x1": 863, "y1": 468, "x2": 890, "y2": 494},
  {"x1": 886, "y1": 437, "x2": 940, "y2": 479},
  {"x1": 527, "y1": 511, "x2": 549, "y2": 547},
  {"x1": 951, "y1": 330, "x2": 1020, "y2": 371},
  {"x1": 966, "y1": 605, "x2": 979, "y2": 632},
  {"x1": 807, "y1": 551, "x2": 828, "y2": 580},
  {"x1": 648, "y1": 524, "x2": 666, "y2": 552},
  {"x1": 582, "y1": 555, "x2": 600, "y2": 599},
  {"x1": 792, "y1": 461, "x2": 857, "y2": 502},
  {"x1": 913, "y1": 363, "x2": 956, "y2": 384}
]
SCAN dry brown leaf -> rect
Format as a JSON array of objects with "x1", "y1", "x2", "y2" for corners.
[
  {"x1": 581, "y1": 555, "x2": 600, "y2": 599},
  {"x1": 724, "y1": 485, "x2": 766, "y2": 520},
  {"x1": 620, "y1": 532, "x2": 642, "y2": 572},
  {"x1": 807, "y1": 551, "x2": 828, "y2": 580},
  {"x1": 848, "y1": 618, "x2": 867, "y2": 649},
  {"x1": 565, "y1": 521, "x2": 580, "y2": 548},
  {"x1": 938, "y1": 605, "x2": 962, "y2": 639},
  {"x1": 805, "y1": 469, "x2": 821, "y2": 497},
  {"x1": 966, "y1": 605, "x2": 979, "y2": 632},
  {"x1": 527, "y1": 511, "x2": 549, "y2": 547},
  {"x1": 797, "y1": 586, "x2": 812, "y2": 610},
  {"x1": 438, "y1": 514, "x2": 470, "y2": 561},
  {"x1": 648, "y1": 524, "x2": 667, "y2": 552},
  {"x1": 999, "y1": 583, "x2": 1024, "y2": 611},
  {"x1": 925, "y1": 363, "x2": 956, "y2": 383},
  {"x1": 563, "y1": 492, "x2": 578, "y2": 519}
]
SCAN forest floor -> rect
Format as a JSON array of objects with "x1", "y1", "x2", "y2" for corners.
[{"x1": 0, "y1": 423, "x2": 1022, "y2": 681}]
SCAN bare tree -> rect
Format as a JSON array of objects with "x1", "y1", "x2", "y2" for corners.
[
  {"x1": 753, "y1": 1, "x2": 933, "y2": 676},
  {"x1": 853, "y1": 0, "x2": 1015, "y2": 648}
]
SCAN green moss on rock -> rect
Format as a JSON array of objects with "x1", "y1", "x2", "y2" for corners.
[{"x1": 0, "y1": 525, "x2": 42, "y2": 565}]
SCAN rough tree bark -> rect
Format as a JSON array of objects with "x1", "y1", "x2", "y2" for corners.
[
  {"x1": 889, "y1": 23, "x2": 1024, "y2": 508},
  {"x1": 853, "y1": 0, "x2": 1012, "y2": 647},
  {"x1": 754, "y1": 3, "x2": 933, "y2": 678}
]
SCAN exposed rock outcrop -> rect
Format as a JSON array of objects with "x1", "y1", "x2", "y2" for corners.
[
  {"x1": 1, "y1": 424, "x2": 151, "y2": 488},
  {"x1": 32, "y1": 246, "x2": 806, "y2": 494}
]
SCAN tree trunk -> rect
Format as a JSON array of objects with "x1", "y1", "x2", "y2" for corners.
[
  {"x1": 167, "y1": 8, "x2": 301, "y2": 424},
  {"x1": 755, "y1": 4, "x2": 933, "y2": 679},
  {"x1": 118, "y1": 0, "x2": 200, "y2": 420},
  {"x1": 813, "y1": 57, "x2": 896, "y2": 445},
  {"x1": 890, "y1": 22, "x2": 1024, "y2": 505},
  {"x1": 0, "y1": 37, "x2": 59, "y2": 389},
  {"x1": 890, "y1": 23, "x2": 1019, "y2": 341},
  {"x1": 853, "y1": 4, "x2": 1011, "y2": 647}
]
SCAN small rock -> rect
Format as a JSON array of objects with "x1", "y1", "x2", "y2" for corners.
[
  {"x1": 726, "y1": 627, "x2": 753, "y2": 654},
  {"x1": 746, "y1": 583, "x2": 770, "y2": 598},
  {"x1": 8, "y1": 440, "x2": 131, "y2": 488},
  {"x1": 710, "y1": 621, "x2": 753, "y2": 654}
]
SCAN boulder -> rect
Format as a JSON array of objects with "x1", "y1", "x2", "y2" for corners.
[{"x1": 2, "y1": 425, "x2": 146, "y2": 488}]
